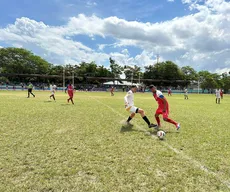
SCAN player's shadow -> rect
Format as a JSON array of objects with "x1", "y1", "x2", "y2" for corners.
[
  {"x1": 120, "y1": 125, "x2": 151, "y2": 134},
  {"x1": 60, "y1": 104, "x2": 72, "y2": 106},
  {"x1": 120, "y1": 125, "x2": 135, "y2": 133},
  {"x1": 44, "y1": 100, "x2": 52, "y2": 103}
]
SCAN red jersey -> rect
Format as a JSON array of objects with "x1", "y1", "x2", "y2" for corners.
[
  {"x1": 153, "y1": 90, "x2": 169, "y2": 110},
  {"x1": 220, "y1": 90, "x2": 223, "y2": 96},
  {"x1": 67, "y1": 84, "x2": 73, "y2": 91}
]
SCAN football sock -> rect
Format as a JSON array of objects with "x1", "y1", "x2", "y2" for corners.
[
  {"x1": 166, "y1": 118, "x2": 177, "y2": 126},
  {"x1": 156, "y1": 116, "x2": 161, "y2": 126},
  {"x1": 127, "y1": 116, "x2": 132, "y2": 122},
  {"x1": 142, "y1": 116, "x2": 150, "y2": 125}
]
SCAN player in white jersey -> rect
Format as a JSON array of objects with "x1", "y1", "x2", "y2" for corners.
[
  {"x1": 184, "y1": 88, "x2": 188, "y2": 100},
  {"x1": 49, "y1": 83, "x2": 57, "y2": 101},
  {"x1": 124, "y1": 85, "x2": 157, "y2": 128},
  {"x1": 215, "y1": 89, "x2": 221, "y2": 104}
]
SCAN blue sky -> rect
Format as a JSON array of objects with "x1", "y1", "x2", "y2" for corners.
[{"x1": 0, "y1": 0, "x2": 230, "y2": 73}]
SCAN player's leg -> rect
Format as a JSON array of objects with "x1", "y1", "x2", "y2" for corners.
[
  {"x1": 30, "y1": 90, "x2": 35, "y2": 97},
  {"x1": 155, "y1": 113, "x2": 161, "y2": 127},
  {"x1": 218, "y1": 98, "x2": 220, "y2": 104},
  {"x1": 155, "y1": 108, "x2": 162, "y2": 127},
  {"x1": 53, "y1": 94, "x2": 56, "y2": 101},
  {"x1": 50, "y1": 93, "x2": 55, "y2": 101},
  {"x1": 137, "y1": 108, "x2": 157, "y2": 128},
  {"x1": 27, "y1": 89, "x2": 30, "y2": 98},
  {"x1": 126, "y1": 112, "x2": 135, "y2": 124},
  {"x1": 163, "y1": 112, "x2": 180, "y2": 130},
  {"x1": 69, "y1": 93, "x2": 74, "y2": 104}
]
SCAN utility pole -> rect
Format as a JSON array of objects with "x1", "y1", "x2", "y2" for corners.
[
  {"x1": 63, "y1": 66, "x2": 65, "y2": 92},
  {"x1": 72, "y1": 71, "x2": 74, "y2": 87},
  {"x1": 156, "y1": 54, "x2": 160, "y2": 64}
]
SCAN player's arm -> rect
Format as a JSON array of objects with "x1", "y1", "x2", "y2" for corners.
[{"x1": 159, "y1": 95, "x2": 167, "y2": 112}]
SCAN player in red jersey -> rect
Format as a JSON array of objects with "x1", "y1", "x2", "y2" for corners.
[
  {"x1": 220, "y1": 89, "x2": 223, "y2": 99},
  {"x1": 65, "y1": 83, "x2": 74, "y2": 104},
  {"x1": 149, "y1": 85, "x2": 180, "y2": 130},
  {"x1": 168, "y1": 88, "x2": 172, "y2": 96},
  {"x1": 110, "y1": 86, "x2": 115, "y2": 96}
]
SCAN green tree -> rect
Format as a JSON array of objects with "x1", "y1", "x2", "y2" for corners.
[
  {"x1": 109, "y1": 57, "x2": 123, "y2": 78},
  {"x1": 0, "y1": 47, "x2": 51, "y2": 82},
  {"x1": 181, "y1": 66, "x2": 197, "y2": 80},
  {"x1": 124, "y1": 65, "x2": 142, "y2": 82},
  {"x1": 144, "y1": 61, "x2": 183, "y2": 82},
  {"x1": 198, "y1": 71, "x2": 220, "y2": 91}
]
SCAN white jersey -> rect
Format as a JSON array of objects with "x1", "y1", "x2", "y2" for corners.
[
  {"x1": 216, "y1": 89, "x2": 220, "y2": 98},
  {"x1": 184, "y1": 89, "x2": 188, "y2": 95},
  {"x1": 50, "y1": 85, "x2": 57, "y2": 93},
  {"x1": 124, "y1": 90, "x2": 134, "y2": 107}
]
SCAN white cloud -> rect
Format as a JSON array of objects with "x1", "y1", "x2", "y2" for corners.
[
  {"x1": 0, "y1": 0, "x2": 230, "y2": 72},
  {"x1": 167, "y1": 0, "x2": 175, "y2": 2}
]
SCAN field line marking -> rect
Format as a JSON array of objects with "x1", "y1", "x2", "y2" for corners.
[{"x1": 85, "y1": 93, "x2": 230, "y2": 189}]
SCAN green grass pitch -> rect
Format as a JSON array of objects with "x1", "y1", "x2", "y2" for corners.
[{"x1": 0, "y1": 91, "x2": 230, "y2": 192}]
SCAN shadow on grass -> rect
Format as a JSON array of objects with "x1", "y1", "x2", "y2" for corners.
[
  {"x1": 60, "y1": 103, "x2": 72, "y2": 106},
  {"x1": 120, "y1": 124, "x2": 136, "y2": 133},
  {"x1": 120, "y1": 124, "x2": 153, "y2": 135},
  {"x1": 44, "y1": 100, "x2": 52, "y2": 103}
]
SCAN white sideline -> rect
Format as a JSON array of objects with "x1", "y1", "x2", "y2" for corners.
[{"x1": 85, "y1": 93, "x2": 230, "y2": 189}]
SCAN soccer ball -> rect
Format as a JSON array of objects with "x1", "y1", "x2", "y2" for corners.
[{"x1": 157, "y1": 130, "x2": 165, "y2": 140}]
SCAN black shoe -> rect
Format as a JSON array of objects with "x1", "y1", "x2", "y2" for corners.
[{"x1": 148, "y1": 123, "x2": 158, "y2": 128}]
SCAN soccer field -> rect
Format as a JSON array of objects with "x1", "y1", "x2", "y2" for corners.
[{"x1": 0, "y1": 91, "x2": 230, "y2": 192}]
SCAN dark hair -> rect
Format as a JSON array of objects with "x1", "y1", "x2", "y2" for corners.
[
  {"x1": 131, "y1": 85, "x2": 137, "y2": 88},
  {"x1": 149, "y1": 85, "x2": 156, "y2": 89}
]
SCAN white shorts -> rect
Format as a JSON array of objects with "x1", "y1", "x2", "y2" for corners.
[
  {"x1": 126, "y1": 106, "x2": 138, "y2": 113},
  {"x1": 51, "y1": 91, "x2": 55, "y2": 95}
]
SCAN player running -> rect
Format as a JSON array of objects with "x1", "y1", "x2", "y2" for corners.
[
  {"x1": 65, "y1": 83, "x2": 74, "y2": 104},
  {"x1": 49, "y1": 83, "x2": 57, "y2": 101},
  {"x1": 124, "y1": 85, "x2": 157, "y2": 128},
  {"x1": 110, "y1": 86, "x2": 115, "y2": 96},
  {"x1": 27, "y1": 82, "x2": 35, "y2": 98},
  {"x1": 168, "y1": 88, "x2": 172, "y2": 96},
  {"x1": 215, "y1": 89, "x2": 221, "y2": 104},
  {"x1": 149, "y1": 85, "x2": 180, "y2": 130},
  {"x1": 184, "y1": 88, "x2": 188, "y2": 100},
  {"x1": 220, "y1": 89, "x2": 223, "y2": 99}
]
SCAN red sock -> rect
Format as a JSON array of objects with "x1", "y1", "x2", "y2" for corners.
[
  {"x1": 166, "y1": 118, "x2": 177, "y2": 126},
  {"x1": 155, "y1": 116, "x2": 161, "y2": 126}
]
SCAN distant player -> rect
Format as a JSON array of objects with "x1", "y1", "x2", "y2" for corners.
[
  {"x1": 220, "y1": 89, "x2": 223, "y2": 99},
  {"x1": 27, "y1": 82, "x2": 35, "y2": 98},
  {"x1": 65, "y1": 83, "x2": 74, "y2": 104},
  {"x1": 215, "y1": 89, "x2": 221, "y2": 104},
  {"x1": 49, "y1": 83, "x2": 57, "y2": 101},
  {"x1": 110, "y1": 86, "x2": 115, "y2": 96},
  {"x1": 184, "y1": 88, "x2": 188, "y2": 100},
  {"x1": 168, "y1": 88, "x2": 172, "y2": 96},
  {"x1": 124, "y1": 85, "x2": 157, "y2": 128},
  {"x1": 149, "y1": 85, "x2": 180, "y2": 130}
]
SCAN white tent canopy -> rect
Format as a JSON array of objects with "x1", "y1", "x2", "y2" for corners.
[{"x1": 103, "y1": 81, "x2": 141, "y2": 86}]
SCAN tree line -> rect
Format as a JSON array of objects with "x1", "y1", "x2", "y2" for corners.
[{"x1": 0, "y1": 47, "x2": 230, "y2": 92}]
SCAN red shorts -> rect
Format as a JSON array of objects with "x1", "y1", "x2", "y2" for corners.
[
  {"x1": 68, "y1": 91, "x2": 73, "y2": 98},
  {"x1": 156, "y1": 108, "x2": 169, "y2": 119}
]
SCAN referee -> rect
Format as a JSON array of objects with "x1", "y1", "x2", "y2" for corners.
[{"x1": 27, "y1": 82, "x2": 35, "y2": 98}]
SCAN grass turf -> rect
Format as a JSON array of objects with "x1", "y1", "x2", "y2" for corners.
[{"x1": 0, "y1": 90, "x2": 229, "y2": 192}]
